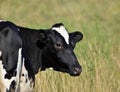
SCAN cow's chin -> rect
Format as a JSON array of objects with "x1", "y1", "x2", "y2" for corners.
[{"x1": 53, "y1": 66, "x2": 82, "y2": 76}]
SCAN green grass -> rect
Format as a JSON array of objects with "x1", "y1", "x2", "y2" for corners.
[{"x1": 0, "y1": 0, "x2": 120, "y2": 92}]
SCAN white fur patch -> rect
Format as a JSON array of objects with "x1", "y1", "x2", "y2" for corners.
[
  {"x1": 0, "y1": 58, "x2": 16, "y2": 92},
  {"x1": 16, "y1": 48, "x2": 22, "y2": 78},
  {"x1": 15, "y1": 48, "x2": 22, "y2": 91},
  {"x1": 0, "y1": 51, "x2": 2, "y2": 57},
  {"x1": 49, "y1": 67, "x2": 54, "y2": 70},
  {"x1": 20, "y1": 58, "x2": 28, "y2": 82},
  {"x1": 0, "y1": 48, "x2": 22, "y2": 92},
  {"x1": 0, "y1": 20, "x2": 6, "y2": 22},
  {"x1": 20, "y1": 58, "x2": 34, "y2": 92},
  {"x1": 52, "y1": 25, "x2": 69, "y2": 44}
]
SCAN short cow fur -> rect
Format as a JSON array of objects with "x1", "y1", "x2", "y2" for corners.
[
  {"x1": 18, "y1": 23, "x2": 83, "y2": 77},
  {"x1": 0, "y1": 21, "x2": 83, "y2": 92},
  {"x1": 19, "y1": 23, "x2": 83, "y2": 92}
]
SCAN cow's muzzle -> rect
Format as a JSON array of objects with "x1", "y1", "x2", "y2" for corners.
[{"x1": 70, "y1": 66, "x2": 82, "y2": 76}]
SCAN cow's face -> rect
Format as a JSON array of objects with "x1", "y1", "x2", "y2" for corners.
[{"x1": 38, "y1": 23, "x2": 83, "y2": 76}]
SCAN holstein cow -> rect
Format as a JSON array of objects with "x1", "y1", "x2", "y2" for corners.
[
  {"x1": 0, "y1": 21, "x2": 23, "y2": 92},
  {"x1": 18, "y1": 23, "x2": 83, "y2": 91}
]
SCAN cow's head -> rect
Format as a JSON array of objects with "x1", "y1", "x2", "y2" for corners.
[{"x1": 37, "y1": 23, "x2": 83, "y2": 76}]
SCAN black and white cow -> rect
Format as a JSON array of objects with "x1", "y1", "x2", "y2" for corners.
[
  {"x1": 0, "y1": 20, "x2": 22, "y2": 92},
  {"x1": 18, "y1": 23, "x2": 83, "y2": 91},
  {"x1": 0, "y1": 21, "x2": 83, "y2": 92},
  {"x1": 18, "y1": 23, "x2": 83, "y2": 76}
]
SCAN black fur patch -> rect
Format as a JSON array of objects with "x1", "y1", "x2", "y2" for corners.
[
  {"x1": 6, "y1": 80, "x2": 16, "y2": 92},
  {"x1": 5, "y1": 73, "x2": 12, "y2": 79},
  {"x1": 8, "y1": 80, "x2": 16, "y2": 92},
  {"x1": 10, "y1": 80, "x2": 16, "y2": 90},
  {"x1": 52, "y1": 23, "x2": 63, "y2": 28},
  {"x1": 4, "y1": 70, "x2": 17, "y2": 79}
]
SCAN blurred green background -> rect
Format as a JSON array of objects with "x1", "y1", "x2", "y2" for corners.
[{"x1": 0, "y1": 0, "x2": 120, "y2": 92}]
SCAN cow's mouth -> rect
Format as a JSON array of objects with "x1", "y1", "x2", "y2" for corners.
[{"x1": 53, "y1": 65, "x2": 82, "y2": 76}]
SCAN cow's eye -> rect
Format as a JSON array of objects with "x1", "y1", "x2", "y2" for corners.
[{"x1": 55, "y1": 43, "x2": 62, "y2": 49}]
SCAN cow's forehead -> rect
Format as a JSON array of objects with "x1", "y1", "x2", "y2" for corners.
[{"x1": 52, "y1": 25, "x2": 69, "y2": 44}]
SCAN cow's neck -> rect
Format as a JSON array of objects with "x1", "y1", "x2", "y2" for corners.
[{"x1": 19, "y1": 26, "x2": 42, "y2": 74}]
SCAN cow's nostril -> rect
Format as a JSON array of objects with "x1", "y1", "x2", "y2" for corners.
[
  {"x1": 74, "y1": 67, "x2": 82, "y2": 73},
  {"x1": 73, "y1": 67, "x2": 82, "y2": 76}
]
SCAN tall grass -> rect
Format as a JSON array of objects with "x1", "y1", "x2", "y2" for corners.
[{"x1": 0, "y1": 0, "x2": 120, "y2": 92}]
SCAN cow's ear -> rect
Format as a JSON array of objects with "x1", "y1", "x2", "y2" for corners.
[
  {"x1": 69, "y1": 31, "x2": 83, "y2": 48},
  {"x1": 37, "y1": 31, "x2": 48, "y2": 49},
  {"x1": 69, "y1": 31, "x2": 83, "y2": 43}
]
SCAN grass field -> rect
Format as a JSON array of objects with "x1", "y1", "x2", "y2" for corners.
[{"x1": 0, "y1": 0, "x2": 120, "y2": 92}]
